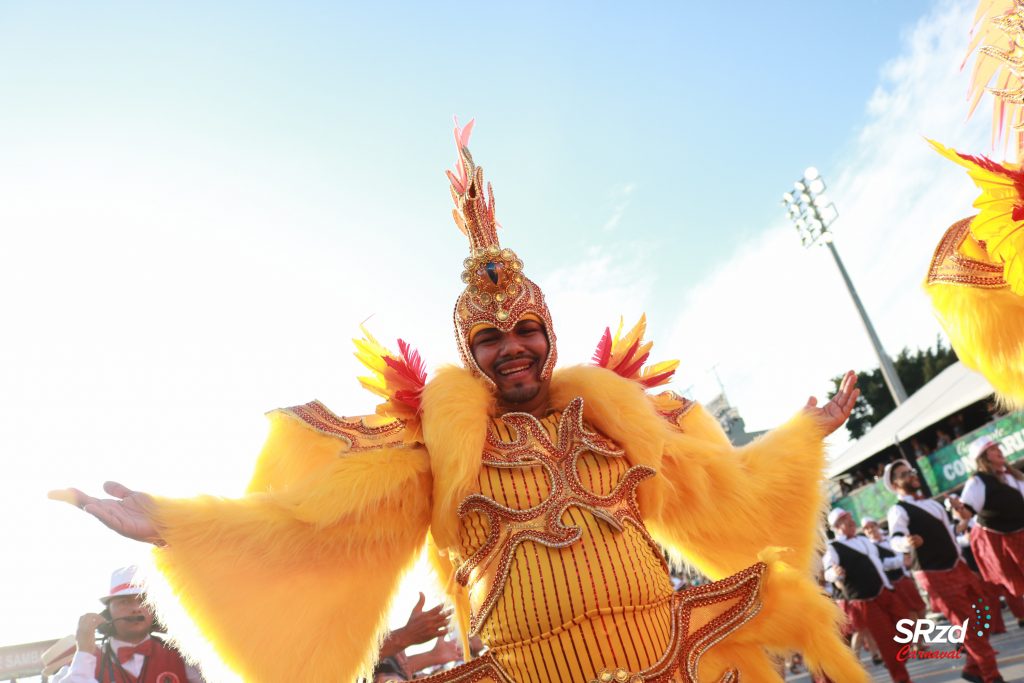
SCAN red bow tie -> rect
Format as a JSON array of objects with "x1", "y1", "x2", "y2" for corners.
[{"x1": 117, "y1": 639, "x2": 153, "y2": 664}]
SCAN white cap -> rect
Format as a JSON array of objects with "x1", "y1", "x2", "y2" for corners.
[
  {"x1": 100, "y1": 566, "x2": 142, "y2": 605},
  {"x1": 860, "y1": 516, "x2": 877, "y2": 528},
  {"x1": 883, "y1": 459, "x2": 913, "y2": 493},
  {"x1": 969, "y1": 436, "x2": 997, "y2": 461},
  {"x1": 827, "y1": 508, "x2": 852, "y2": 527}
]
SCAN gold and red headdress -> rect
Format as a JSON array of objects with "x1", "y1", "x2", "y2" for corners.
[
  {"x1": 447, "y1": 119, "x2": 557, "y2": 385},
  {"x1": 966, "y1": 0, "x2": 1024, "y2": 162}
]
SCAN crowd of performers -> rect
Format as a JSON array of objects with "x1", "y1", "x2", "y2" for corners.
[{"x1": 823, "y1": 436, "x2": 1024, "y2": 683}]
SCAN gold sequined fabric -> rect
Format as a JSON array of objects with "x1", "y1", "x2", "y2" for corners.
[{"x1": 416, "y1": 398, "x2": 765, "y2": 683}]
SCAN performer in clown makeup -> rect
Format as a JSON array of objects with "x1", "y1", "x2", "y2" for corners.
[{"x1": 51, "y1": 120, "x2": 867, "y2": 683}]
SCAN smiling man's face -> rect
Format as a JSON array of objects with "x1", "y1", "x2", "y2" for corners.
[{"x1": 470, "y1": 318, "x2": 551, "y2": 416}]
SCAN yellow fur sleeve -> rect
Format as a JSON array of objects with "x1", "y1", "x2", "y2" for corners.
[
  {"x1": 143, "y1": 413, "x2": 432, "y2": 683},
  {"x1": 674, "y1": 403, "x2": 732, "y2": 447},
  {"x1": 549, "y1": 366, "x2": 863, "y2": 681},
  {"x1": 649, "y1": 410, "x2": 827, "y2": 577},
  {"x1": 654, "y1": 411, "x2": 866, "y2": 682}
]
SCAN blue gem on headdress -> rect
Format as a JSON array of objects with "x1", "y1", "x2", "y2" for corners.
[{"x1": 486, "y1": 262, "x2": 499, "y2": 285}]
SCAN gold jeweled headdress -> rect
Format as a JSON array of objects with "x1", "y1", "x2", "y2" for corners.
[{"x1": 447, "y1": 119, "x2": 557, "y2": 385}]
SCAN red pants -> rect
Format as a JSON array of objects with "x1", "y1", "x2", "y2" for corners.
[
  {"x1": 844, "y1": 589, "x2": 911, "y2": 683},
  {"x1": 971, "y1": 525, "x2": 1024, "y2": 597},
  {"x1": 982, "y1": 580, "x2": 1009, "y2": 633},
  {"x1": 914, "y1": 562, "x2": 1001, "y2": 682},
  {"x1": 1006, "y1": 591, "x2": 1024, "y2": 619},
  {"x1": 892, "y1": 575, "x2": 927, "y2": 614}
]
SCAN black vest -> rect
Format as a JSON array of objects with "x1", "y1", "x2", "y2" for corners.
[
  {"x1": 831, "y1": 538, "x2": 884, "y2": 600},
  {"x1": 875, "y1": 542, "x2": 905, "y2": 583},
  {"x1": 974, "y1": 473, "x2": 1024, "y2": 533},
  {"x1": 896, "y1": 501, "x2": 959, "y2": 571}
]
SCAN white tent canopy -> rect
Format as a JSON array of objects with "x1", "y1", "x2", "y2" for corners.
[{"x1": 826, "y1": 362, "x2": 994, "y2": 479}]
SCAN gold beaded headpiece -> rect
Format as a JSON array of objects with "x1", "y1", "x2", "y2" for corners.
[{"x1": 447, "y1": 119, "x2": 557, "y2": 386}]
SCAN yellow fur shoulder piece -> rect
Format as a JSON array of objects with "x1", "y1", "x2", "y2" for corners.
[
  {"x1": 249, "y1": 405, "x2": 415, "y2": 493},
  {"x1": 142, "y1": 426, "x2": 432, "y2": 682},
  {"x1": 927, "y1": 273, "x2": 1024, "y2": 410},
  {"x1": 420, "y1": 365, "x2": 495, "y2": 548}
]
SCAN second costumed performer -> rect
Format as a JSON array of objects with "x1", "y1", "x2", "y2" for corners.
[{"x1": 51, "y1": 121, "x2": 867, "y2": 682}]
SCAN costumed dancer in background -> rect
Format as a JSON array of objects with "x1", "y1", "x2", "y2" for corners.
[
  {"x1": 52, "y1": 566, "x2": 203, "y2": 683},
  {"x1": 924, "y1": 0, "x2": 1024, "y2": 409},
  {"x1": 50, "y1": 120, "x2": 868, "y2": 682},
  {"x1": 823, "y1": 509, "x2": 914, "y2": 683},
  {"x1": 884, "y1": 461, "x2": 1004, "y2": 683}
]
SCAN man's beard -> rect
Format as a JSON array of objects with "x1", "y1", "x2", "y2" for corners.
[{"x1": 499, "y1": 383, "x2": 542, "y2": 405}]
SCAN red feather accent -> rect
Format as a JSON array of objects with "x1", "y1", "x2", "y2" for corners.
[
  {"x1": 618, "y1": 351, "x2": 651, "y2": 379},
  {"x1": 592, "y1": 327, "x2": 613, "y2": 367},
  {"x1": 640, "y1": 371, "x2": 675, "y2": 388},
  {"x1": 591, "y1": 315, "x2": 680, "y2": 389},
  {"x1": 614, "y1": 339, "x2": 640, "y2": 374},
  {"x1": 955, "y1": 149, "x2": 1024, "y2": 182},
  {"x1": 379, "y1": 338, "x2": 427, "y2": 414}
]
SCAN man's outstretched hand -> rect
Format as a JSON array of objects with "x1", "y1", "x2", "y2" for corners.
[
  {"x1": 804, "y1": 370, "x2": 860, "y2": 437},
  {"x1": 48, "y1": 481, "x2": 164, "y2": 545}
]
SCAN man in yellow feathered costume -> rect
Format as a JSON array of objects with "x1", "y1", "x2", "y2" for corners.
[{"x1": 52, "y1": 120, "x2": 867, "y2": 682}]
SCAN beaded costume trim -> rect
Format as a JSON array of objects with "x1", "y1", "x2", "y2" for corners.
[
  {"x1": 271, "y1": 401, "x2": 411, "y2": 451},
  {"x1": 418, "y1": 563, "x2": 767, "y2": 683},
  {"x1": 414, "y1": 653, "x2": 512, "y2": 683},
  {"x1": 455, "y1": 398, "x2": 657, "y2": 635},
  {"x1": 926, "y1": 217, "x2": 1008, "y2": 289},
  {"x1": 653, "y1": 391, "x2": 696, "y2": 426},
  {"x1": 589, "y1": 563, "x2": 765, "y2": 682}
]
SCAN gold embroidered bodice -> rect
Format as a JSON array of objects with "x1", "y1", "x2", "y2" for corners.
[{"x1": 452, "y1": 397, "x2": 677, "y2": 677}]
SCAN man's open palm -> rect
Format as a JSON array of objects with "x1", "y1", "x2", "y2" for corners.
[{"x1": 48, "y1": 481, "x2": 164, "y2": 545}]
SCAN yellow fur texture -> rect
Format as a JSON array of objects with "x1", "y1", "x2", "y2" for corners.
[
  {"x1": 927, "y1": 280, "x2": 1024, "y2": 408},
  {"x1": 146, "y1": 414, "x2": 432, "y2": 682},
  {"x1": 548, "y1": 365, "x2": 860, "y2": 681},
  {"x1": 146, "y1": 364, "x2": 857, "y2": 682}
]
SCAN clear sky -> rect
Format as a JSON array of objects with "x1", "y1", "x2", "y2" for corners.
[{"x1": 0, "y1": 0, "x2": 998, "y2": 672}]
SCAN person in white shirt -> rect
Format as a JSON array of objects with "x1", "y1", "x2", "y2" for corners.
[
  {"x1": 861, "y1": 517, "x2": 927, "y2": 621},
  {"x1": 51, "y1": 566, "x2": 203, "y2": 683},
  {"x1": 883, "y1": 460, "x2": 1003, "y2": 683},
  {"x1": 948, "y1": 491, "x2": 1024, "y2": 631},
  {"x1": 960, "y1": 436, "x2": 1024, "y2": 600},
  {"x1": 823, "y1": 509, "x2": 913, "y2": 683}
]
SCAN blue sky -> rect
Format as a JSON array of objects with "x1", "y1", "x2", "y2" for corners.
[
  {"x1": 0, "y1": 0, "x2": 997, "y2": 666},
  {"x1": 2, "y1": 0, "x2": 933, "y2": 289}
]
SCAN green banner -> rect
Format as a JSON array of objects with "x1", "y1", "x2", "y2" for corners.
[
  {"x1": 834, "y1": 479, "x2": 897, "y2": 523},
  {"x1": 917, "y1": 411, "x2": 1024, "y2": 494},
  {"x1": 834, "y1": 410, "x2": 1024, "y2": 516}
]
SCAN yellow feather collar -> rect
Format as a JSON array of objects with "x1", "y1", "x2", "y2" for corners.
[{"x1": 420, "y1": 364, "x2": 671, "y2": 549}]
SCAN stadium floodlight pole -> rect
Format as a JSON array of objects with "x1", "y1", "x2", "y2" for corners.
[{"x1": 781, "y1": 167, "x2": 908, "y2": 406}]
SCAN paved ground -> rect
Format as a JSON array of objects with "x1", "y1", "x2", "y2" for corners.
[{"x1": 787, "y1": 609, "x2": 1024, "y2": 682}]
